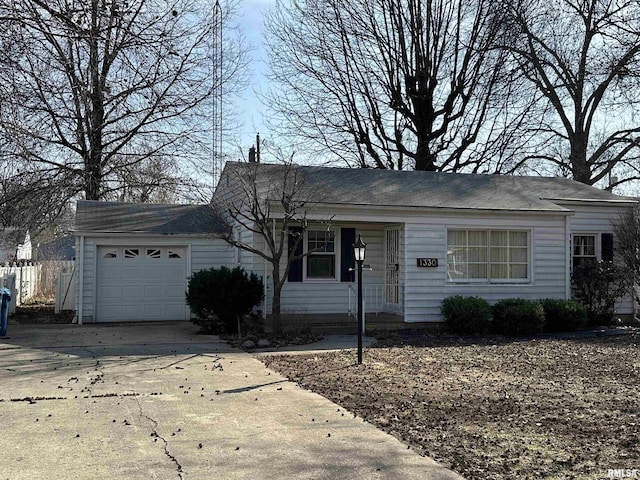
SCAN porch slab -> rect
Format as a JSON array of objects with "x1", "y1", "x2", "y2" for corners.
[{"x1": 268, "y1": 313, "x2": 407, "y2": 334}]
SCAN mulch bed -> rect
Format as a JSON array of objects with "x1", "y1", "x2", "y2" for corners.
[
  {"x1": 261, "y1": 331, "x2": 640, "y2": 479},
  {"x1": 9, "y1": 303, "x2": 74, "y2": 324}
]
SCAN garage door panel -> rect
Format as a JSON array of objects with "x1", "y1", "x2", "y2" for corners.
[
  {"x1": 165, "y1": 266, "x2": 186, "y2": 277},
  {"x1": 99, "y1": 305, "x2": 123, "y2": 321},
  {"x1": 122, "y1": 286, "x2": 143, "y2": 299},
  {"x1": 166, "y1": 289, "x2": 186, "y2": 300},
  {"x1": 143, "y1": 304, "x2": 164, "y2": 318},
  {"x1": 165, "y1": 304, "x2": 187, "y2": 317},
  {"x1": 121, "y1": 266, "x2": 143, "y2": 281},
  {"x1": 143, "y1": 266, "x2": 170, "y2": 282},
  {"x1": 97, "y1": 246, "x2": 188, "y2": 322},
  {"x1": 100, "y1": 266, "x2": 122, "y2": 282},
  {"x1": 143, "y1": 285, "x2": 166, "y2": 298},
  {"x1": 100, "y1": 285, "x2": 123, "y2": 301}
]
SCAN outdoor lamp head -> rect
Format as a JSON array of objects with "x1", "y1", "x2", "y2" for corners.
[{"x1": 353, "y1": 234, "x2": 367, "y2": 262}]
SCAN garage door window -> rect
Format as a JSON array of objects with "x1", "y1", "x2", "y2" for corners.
[
  {"x1": 103, "y1": 249, "x2": 117, "y2": 259},
  {"x1": 146, "y1": 249, "x2": 161, "y2": 259},
  {"x1": 124, "y1": 248, "x2": 139, "y2": 259},
  {"x1": 168, "y1": 250, "x2": 182, "y2": 259}
]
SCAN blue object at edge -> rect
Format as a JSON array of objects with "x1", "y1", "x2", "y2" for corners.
[{"x1": 1, "y1": 287, "x2": 11, "y2": 337}]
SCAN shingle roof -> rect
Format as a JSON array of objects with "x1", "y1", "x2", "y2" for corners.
[
  {"x1": 74, "y1": 201, "x2": 228, "y2": 235},
  {"x1": 217, "y1": 162, "x2": 634, "y2": 212}
]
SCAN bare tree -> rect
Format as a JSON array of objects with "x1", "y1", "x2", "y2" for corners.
[
  {"x1": 501, "y1": 0, "x2": 640, "y2": 187},
  {"x1": 265, "y1": 0, "x2": 511, "y2": 171},
  {"x1": 612, "y1": 204, "x2": 640, "y2": 312},
  {"x1": 105, "y1": 154, "x2": 180, "y2": 203},
  {"x1": 211, "y1": 159, "x2": 328, "y2": 332},
  {"x1": 0, "y1": 0, "x2": 248, "y2": 200},
  {"x1": 0, "y1": 166, "x2": 75, "y2": 235}
]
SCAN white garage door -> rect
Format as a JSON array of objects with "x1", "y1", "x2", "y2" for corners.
[{"x1": 96, "y1": 246, "x2": 188, "y2": 322}]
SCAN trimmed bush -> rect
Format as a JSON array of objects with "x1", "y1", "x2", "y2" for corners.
[
  {"x1": 540, "y1": 298, "x2": 587, "y2": 332},
  {"x1": 490, "y1": 298, "x2": 545, "y2": 335},
  {"x1": 441, "y1": 295, "x2": 491, "y2": 335},
  {"x1": 186, "y1": 266, "x2": 263, "y2": 334}
]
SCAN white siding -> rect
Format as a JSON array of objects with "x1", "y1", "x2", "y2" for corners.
[
  {"x1": 190, "y1": 238, "x2": 235, "y2": 273},
  {"x1": 567, "y1": 204, "x2": 627, "y2": 232},
  {"x1": 403, "y1": 212, "x2": 568, "y2": 323},
  {"x1": 564, "y1": 203, "x2": 635, "y2": 315},
  {"x1": 76, "y1": 235, "x2": 233, "y2": 323},
  {"x1": 262, "y1": 223, "x2": 388, "y2": 315}
]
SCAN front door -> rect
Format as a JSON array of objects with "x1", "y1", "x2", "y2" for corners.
[{"x1": 384, "y1": 227, "x2": 401, "y2": 312}]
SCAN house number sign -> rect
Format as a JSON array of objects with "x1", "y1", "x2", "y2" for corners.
[{"x1": 417, "y1": 258, "x2": 438, "y2": 268}]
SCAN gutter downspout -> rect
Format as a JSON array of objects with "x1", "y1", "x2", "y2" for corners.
[{"x1": 77, "y1": 235, "x2": 84, "y2": 325}]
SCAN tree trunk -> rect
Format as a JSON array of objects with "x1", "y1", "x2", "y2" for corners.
[
  {"x1": 414, "y1": 133, "x2": 437, "y2": 171},
  {"x1": 85, "y1": 2, "x2": 105, "y2": 200},
  {"x1": 569, "y1": 132, "x2": 592, "y2": 185},
  {"x1": 271, "y1": 265, "x2": 283, "y2": 334}
]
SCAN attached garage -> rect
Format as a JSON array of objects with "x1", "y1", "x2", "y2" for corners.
[
  {"x1": 96, "y1": 246, "x2": 188, "y2": 322},
  {"x1": 74, "y1": 201, "x2": 234, "y2": 324}
]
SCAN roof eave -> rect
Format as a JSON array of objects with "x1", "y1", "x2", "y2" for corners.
[
  {"x1": 266, "y1": 201, "x2": 574, "y2": 216},
  {"x1": 543, "y1": 197, "x2": 637, "y2": 206},
  {"x1": 72, "y1": 230, "x2": 226, "y2": 237}
]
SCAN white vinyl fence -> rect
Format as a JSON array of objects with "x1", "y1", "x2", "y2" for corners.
[
  {"x1": 55, "y1": 269, "x2": 75, "y2": 313},
  {"x1": 0, "y1": 260, "x2": 75, "y2": 314}
]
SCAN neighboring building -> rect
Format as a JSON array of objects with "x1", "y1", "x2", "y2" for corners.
[
  {"x1": 0, "y1": 228, "x2": 32, "y2": 262},
  {"x1": 34, "y1": 235, "x2": 76, "y2": 261},
  {"x1": 73, "y1": 162, "x2": 637, "y2": 326}
]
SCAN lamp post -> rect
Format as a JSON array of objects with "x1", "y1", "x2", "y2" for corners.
[{"x1": 353, "y1": 234, "x2": 367, "y2": 364}]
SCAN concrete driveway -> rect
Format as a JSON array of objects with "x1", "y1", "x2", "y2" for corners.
[{"x1": 0, "y1": 322, "x2": 462, "y2": 480}]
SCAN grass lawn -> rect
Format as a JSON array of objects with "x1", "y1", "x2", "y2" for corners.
[{"x1": 261, "y1": 331, "x2": 640, "y2": 480}]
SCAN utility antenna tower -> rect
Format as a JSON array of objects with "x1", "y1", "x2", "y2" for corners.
[{"x1": 212, "y1": 0, "x2": 223, "y2": 190}]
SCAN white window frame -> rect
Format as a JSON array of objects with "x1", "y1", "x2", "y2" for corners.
[
  {"x1": 303, "y1": 228, "x2": 340, "y2": 282},
  {"x1": 446, "y1": 228, "x2": 531, "y2": 284}
]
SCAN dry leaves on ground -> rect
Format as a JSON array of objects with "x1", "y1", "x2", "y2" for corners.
[{"x1": 262, "y1": 332, "x2": 640, "y2": 480}]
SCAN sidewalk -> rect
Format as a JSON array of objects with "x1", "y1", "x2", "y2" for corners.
[{"x1": 255, "y1": 334, "x2": 377, "y2": 356}]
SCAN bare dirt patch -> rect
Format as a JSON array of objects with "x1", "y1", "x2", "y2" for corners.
[
  {"x1": 261, "y1": 332, "x2": 640, "y2": 479},
  {"x1": 9, "y1": 303, "x2": 74, "y2": 324}
]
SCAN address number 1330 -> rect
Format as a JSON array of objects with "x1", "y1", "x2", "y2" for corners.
[{"x1": 416, "y1": 258, "x2": 438, "y2": 268}]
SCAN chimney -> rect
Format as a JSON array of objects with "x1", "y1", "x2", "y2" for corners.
[{"x1": 248, "y1": 146, "x2": 256, "y2": 163}]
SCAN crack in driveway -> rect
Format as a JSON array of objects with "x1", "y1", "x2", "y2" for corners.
[{"x1": 135, "y1": 396, "x2": 184, "y2": 480}]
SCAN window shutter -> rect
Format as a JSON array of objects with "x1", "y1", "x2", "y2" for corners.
[
  {"x1": 340, "y1": 228, "x2": 356, "y2": 282},
  {"x1": 287, "y1": 227, "x2": 303, "y2": 282},
  {"x1": 601, "y1": 233, "x2": 614, "y2": 262}
]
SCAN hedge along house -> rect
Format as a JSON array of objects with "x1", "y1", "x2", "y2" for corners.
[
  {"x1": 212, "y1": 162, "x2": 637, "y2": 328},
  {"x1": 75, "y1": 161, "x2": 636, "y2": 327},
  {"x1": 73, "y1": 202, "x2": 232, "y2": 323}
]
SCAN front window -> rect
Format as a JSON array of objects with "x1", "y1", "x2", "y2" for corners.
[
  {"x1": 306, "y1": 230, "x2": 336, "y2": 279},
  {"x1": 572, "y1": 234, "x2": 596, "y2": 270},
  {"x1": 447, "y1": 229, "x2": 529, "y2": 282}
]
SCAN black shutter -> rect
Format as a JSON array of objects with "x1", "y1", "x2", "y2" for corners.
[
  {"x1": 340, "y1": 228, "x2": 356, "y2": 282},
  {"x1": 601, "y1": 233, "x2": 614, "y2": 262},
  {"x1": 287, "y1": 227, "x2": 303, "y2": 282}
]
